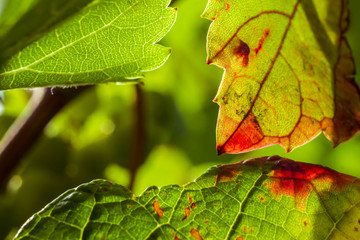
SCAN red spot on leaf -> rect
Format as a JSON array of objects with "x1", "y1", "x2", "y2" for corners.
[
  {"x1": 215, "y1": 156, "x2": 358, "y2": 211},
  {"x1": 225, "y1": 3, "x2": 230, "y2": 11},
  {"x1": 243, "y1": 226, "x2": 246, "y2": 233},
  {"x1": 217, "y1": 112, "x2": 263, "y2": 154},
  {"x1": 182, "y1": 207, "x2": 191, "y2": 221},
  {"x1": 303, "y1": 221, "x2": 307, "y2": 227},
  {"x1": 258, "y1": 196, "x2": 265, "y2": 202},
  {"x1": 254, "y1": 29, "x2": 270, "y2": 55},
  {"x1": 236, "y1": 237, "x2": 244, "y2": 240},
  {"x1": 264, "y1": 158, "x2": 357, "y2": 208},
  {"x1": 233, "y1": 40, "x2": 250, "y2": 67},
  {"x1": 190, "y1": 228, "x2": 203, "y2": 240},
  {"x1": 152, "y1": 200, "x2": 164, "y2": 218}
]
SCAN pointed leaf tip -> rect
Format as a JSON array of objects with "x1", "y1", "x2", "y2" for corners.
[{"x1": 216, "y1": 145, "x2": 225, "y2": 155}]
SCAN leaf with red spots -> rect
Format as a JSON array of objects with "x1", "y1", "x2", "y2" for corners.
[
  {"x1": 203, "y1": 0, "x2": 360, "y2": 154},
  {"x1": 15, "y1": 156, "x2": 360, "y2": 239}
]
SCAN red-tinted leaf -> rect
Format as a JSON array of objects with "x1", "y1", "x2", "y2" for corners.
[{"x1": 203, "y1": 0, "x2": 360, "y2": 154}]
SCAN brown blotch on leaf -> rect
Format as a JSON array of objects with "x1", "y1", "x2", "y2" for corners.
[
  {"x1": 215, "y1": 163, "x2": 242, "y2": 182},
  {"x1": 152, "y1": 200, "x2": 164, "y2": 218},
  {"x1": 236, "y1": 237, "x2": 244, "y2": 240},
  {"x1": 191, "y1": 203, "x2": 197, "y2": 209},
  {"x1": 250, "y1": 227, "x2": 253, "y2": 232},
  {"x1": 258, "y1": 196, "x2": 265, "y2": 202},
  {"x1": 358, "y1": 219, "x2": 360, "y2": 225},
  {"x1": 188, "y1": 195, "x2": 193, "y2": 205},
  {"x1": 243, "y1": 226, "x2": 247, "y2": 233},
  {"x1": 233, "y1": 40, "x2": 250, "y2": 67},
  {"x1": 182, "y1": 207, "x2": 191, "y2": 221},
  {"x1": 322, "y1": 36, "x2": 360, "y2": 147},
  {"x1": 355, "y1": 227, "x2": 359, "y2": 232},
  {"x1": 190, "y1": 228, "x2": 203, "y2": 240}
]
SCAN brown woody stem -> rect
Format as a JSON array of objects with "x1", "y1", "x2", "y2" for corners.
[
  {"x1": 0, "y1": 86, "x2": 89, "y2": 189},
  {"x1": 129, "y1": 84, "x2": 145, "y2": 190}
]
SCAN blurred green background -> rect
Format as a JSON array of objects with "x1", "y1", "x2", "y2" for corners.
[{"x1": 0, "y1": 0, "x2": 360, "y2": 238}]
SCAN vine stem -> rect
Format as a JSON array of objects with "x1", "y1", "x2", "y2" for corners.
[
  {"x1": 128, "y1": 84, "x2": 145, "y2": 191},
  {"x1": 0, "y1": 86, "x2": 89, "y2": 189}
]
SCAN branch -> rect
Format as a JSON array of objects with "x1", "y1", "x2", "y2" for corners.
[
  {"x1": 129, "y1": 84, "x2": 145, "y2": 190},
  {"x1": 0, "y1": 86, "x2": 89, "y2": 189}
]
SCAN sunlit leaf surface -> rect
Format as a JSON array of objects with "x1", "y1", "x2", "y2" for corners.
[
  {"x1": 203, "y1": 0, "x2": 360, "y2": 154},
  {"x1": 0, "y1": 0, "x2": 176, "y2": 89},
  {"x1": 15, "y1": 156, "x2": 360, "y2": 239},
  {"x1": 0, "y1": 0, "x2": 93, "y2": 62}
]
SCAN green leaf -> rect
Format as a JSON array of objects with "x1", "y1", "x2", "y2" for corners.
[
  {"x1": 15, "y1": 156, "x2": 360, "y2": 239},
  {"x1": 203, "y1": 0, "x2": 360, "y2": 154},
  {"x1": 0, "y1": 0, "x2": 177, "y2": 89},
  {"x1": 0, "y1": 0, "x2": 93, "y2": 62}
]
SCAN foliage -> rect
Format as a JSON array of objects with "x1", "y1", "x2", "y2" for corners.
[
  {"x1": 0, "y1": 0, "x2": 359, "y2": 239},
  {"x1": 15, "y1": 156, "x2": 360, "y2": 239},
  {"x1": 204, "y1": 0, "x2": 360, "y2": 154},
  {"x1": 0, "y1": 0, "x2": 93, "y2": 62},
  {"x1": 0, "y1": 0, "x2": 176, "y2": 89}
]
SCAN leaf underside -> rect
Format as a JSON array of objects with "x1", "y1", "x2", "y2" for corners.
[
  {"x1": 15, "y1": 156, "x2": 360, "y2": 239},
  {"x1": 0, "y1": 0, "x2": 176, "y2": 89},
  {"x1": 203, "y1": 0, "x2": 360, "y2": 154}
]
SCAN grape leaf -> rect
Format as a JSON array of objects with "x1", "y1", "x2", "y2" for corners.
[
  {"x1": 0, "y1": 0, "x2": 176, "y2": 89},
  {"x1": 0, "y1": 0, "x2": 93, "y2": 62},
  {"x1": 203, "y1": 0, "x2": 360, "y2": 154},
  {"x1": 15, "y1": 156, "x2": 360, "y2": 239}
]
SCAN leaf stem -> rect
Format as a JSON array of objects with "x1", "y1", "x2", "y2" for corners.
[{"x1": 129, "y1": 84, "x2": 145, "y2": 191}]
